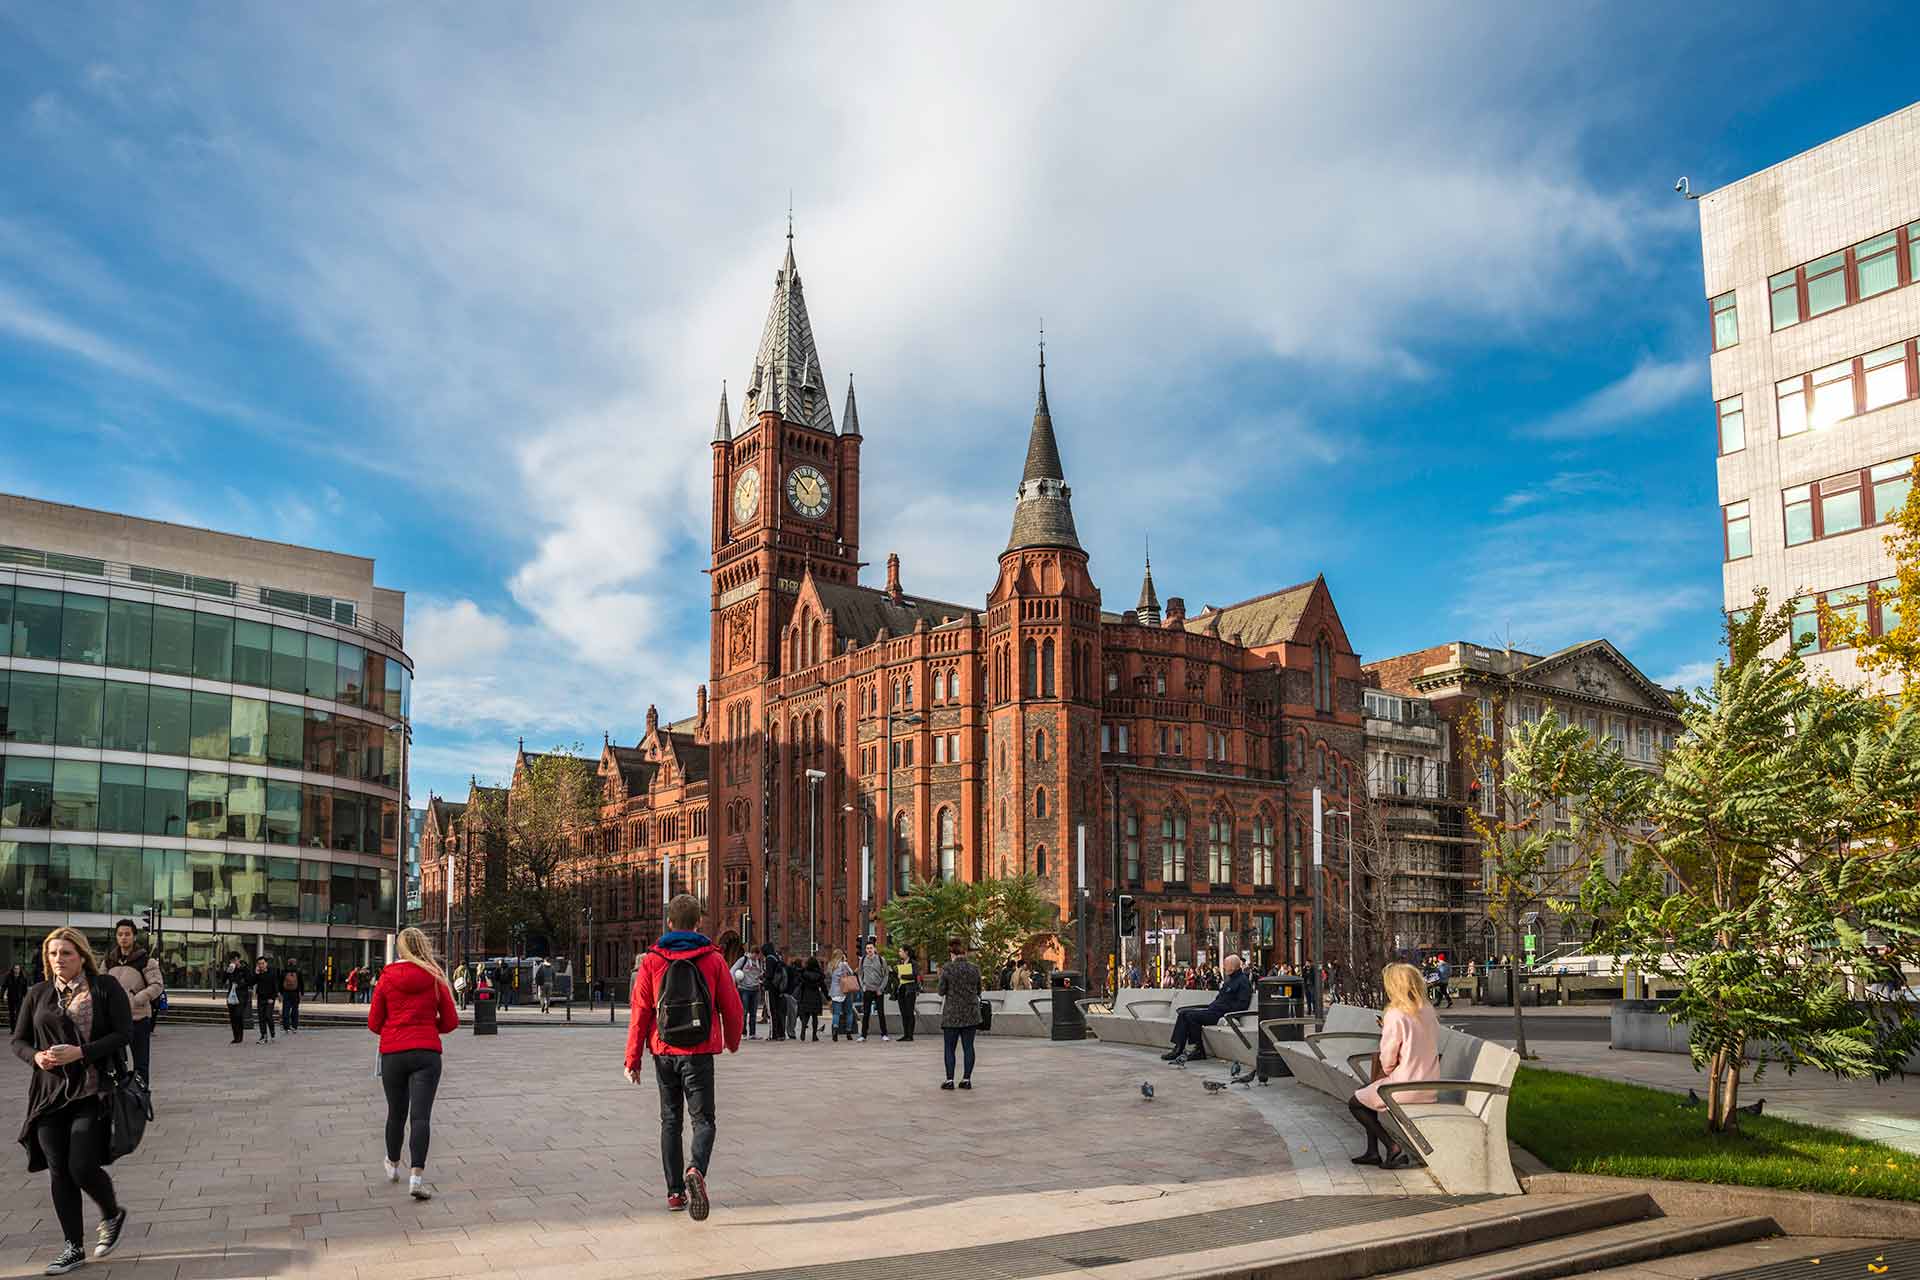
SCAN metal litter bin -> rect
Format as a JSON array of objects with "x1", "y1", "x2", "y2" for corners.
[
  {"x1": 1049, "y1": 971, "x2": 1087, "y2": 1041},
  {"x1": 1257, "y1": 976, "x2": 1305, "y2": 1081},
  {"x1": 472, "y1": 986, "x2": 498, "y2": 1035}
]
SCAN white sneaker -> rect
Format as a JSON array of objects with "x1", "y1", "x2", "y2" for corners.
[
  {"x1": 858, "y1": 1035, "x2": 867, "y2": 1042},
  {"x1": 409, "y1": 1174, "x2": 432, "y2": 1201},
  {"x1": 882, "y1": 1034, "x2": 891, "y2": 1041},
  {"x1": 383, "y1": 1159, "x2": 400, "y2": 1183}
]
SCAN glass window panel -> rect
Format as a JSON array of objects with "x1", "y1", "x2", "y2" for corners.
[
  {"x1": 299, "y1": 860, "x2": 329, "y2": 923},
  {"x1": 1911, "y1": 223, "x2": 1920, "y2": 286},
  {"x1": 1791, "y1": 599, "x2": 1820, "y2": 652},
  {"x1": 1769, "y1": 271, "x2": 1800, "y2": 330},
  {"x1": 1864, "y1": 344, "x2": 1909, "y2": 411},
  {"x1": 1710, "y1": 292, "x2": 1738, "y2": 350},
  {"x1": 1, "y1": 757, "x2": 53, "y2": 828},
  {"x1": 302, "y1": 786, "x2": 333, "y2": 851},
  {"x1": 101, "y1": 680, "x2": 149, "y2": 752},
  {"x1": 364, "y1": 651, "x2": 386, "y2": 716},
  {"x1": 1810, "y1": 361, "x2": 1855, "y2": 429},
  {"x1": 228, "y1": 774, "x2": 267, "y2": 841},
  {"x1": 329, "y1": 865, "x2": 356, "y2": 925},
  {"x1": 335, "y1": 718, "x2": 365, "y2": 779},
  {"x1": 149, "y1": 605, "x2": 196, "y2": 675},
  {"x1": 189, "y1": 690, "x2": 231, "y2": 760},
  {"x1": 1807, "y1": 251, "x2": 1848, "y2": 316},
  {"x1": 0, "y1": 583, "x2": 10, "y2": 657},
  {"x1": 146, "y1": 685, "x2": 191, "y2": 756},
  {"x1": 364, "y1": 797, "x2": 383, "y2": 856},
  {"x1": 105, "y1": 599, "x2": 152, "y2": 670},
  {"x1": 51, "y1": 758, "x2": 100, "y2": 831},
  {"x1": 1857, "y1": 231, "x2": 1900, "y2": 297},
  {"x1": 266, "y1": 783, "x2": 301, "y2": 846},
  {"x1": 151, "y1": 847, "x2": 191, "y2": 915},
  {"x1": 305, "y1": 633, "x2": 336, "y2": 700},
  {"x1": 1873, "y1": 459, "x2": 1913, "y2": 522},
  {"x1": 5, "y1": 670, "x2": 59, "y2": 744},
  {"x1": 1827, "y1": 586, "x2": 1870, "y2": 641},
  {"x1": 267, "y1": 856, "x2": 298, "y2": 923},
  {"x1": 60, "y1": 593, "x2": 107, "y2": 664},
  {"x1": 232, "y1": 620, "x2": 272, "y2": 688},
  {"x1": 99, "y1": 763, "x2": 147, "y2": 834},
  {"x1": 186, "y1": 771, "x2": 227, "y2": 839},
  {"x1": 0, "y1": 839, "x2": 21, "y2": 910},
  {"x1": 1881, "y1": 578, "x2": 1903, "y2": 635},
  {"x1": 332, "y1": 790, "x2": 363, "y2": 852},
  {"x1": 270, "y1": 626, "x2": 306, "y2": 695},
  {"x1": 336, "y1": 642, "x2": 364, "y2": 706},
  {"x1": 187, "y1": 850, "x2": 226, "y2": 913},
  {"x1": 192, "y1": 612, "x2": 233, "y2": 681},
  {"x1": 143, "y1": 767, "x2": 186, "y2": 838},
  {"x1": 304, "y1": 709, "x2": 335, "y2": 774},
  {"x1": 226, "y1": 852, "x2": 268, "y2": 920},
  {"x1": 1822, "y1": 484, "x2": 1864, "y2": 537},
  {"x1": 383, "y1": 659, "x2": 405, "y2": 719},
  {"x1": 229, "y1": 695, "x2": 268, "y2": 764},
  {"x1": 17, "y1": 841, "x2": 50, "y2": 909},
  {"x1": 1724, "y1": 502, "x2": 1751, "y2": 560},
  {"x1": 267, "y1": 702, "x2": 304, "y2": 768},
  {"x1": 1717, "y1": 395, "x2": 1744, "y2": 453},
  {"x1": 13, "y1": 587, "x2": 63, "y2": 659},
  {"x1": 1776, "y1": 379, "x2": 1808, "y2": 436},
  {"x1": 55, "y1": 674, "x2": 104, "y2": 748},
  {"x1": 358, "y1": 864, "x2": 381, "y2": 926},
  {"x1": 107, "y1": 845, "x2": 145, "y2": 916}
]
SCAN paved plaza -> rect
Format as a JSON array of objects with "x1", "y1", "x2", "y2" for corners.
[{"x1": 0, "y1": 1018, "x2": 1438, "y2": 1279}]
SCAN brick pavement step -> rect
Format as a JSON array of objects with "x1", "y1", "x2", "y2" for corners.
[{"x1": 1373, "y1": 1215, "x2": 1779, "y2": 1279}]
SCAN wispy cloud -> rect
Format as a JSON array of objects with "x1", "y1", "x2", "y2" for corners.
[
  {"x1": 1654, "y1": 658, "x2": 1718, "y2": 690},
  {"x1": 1524, "y1": 356, "x2": 1705, "y2": 440},
  {"x1": 1494, "y1": 470, "x2": 1613, "y2": 514}
]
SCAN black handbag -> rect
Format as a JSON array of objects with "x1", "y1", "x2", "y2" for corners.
[
  {"x1": 977, "y1": 998, "x2": 993, "y2": 1031},
  {"x1": 107, "y1": 1054, "x2": 152, "y2": 1160}
]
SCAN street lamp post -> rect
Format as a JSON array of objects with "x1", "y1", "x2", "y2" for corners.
[
  {"x1": 804, "y1": 769, "x2": 826, "y2": 955},
  {"x1": 388, "y1": 721, "x2": 409, "y2": 958}
]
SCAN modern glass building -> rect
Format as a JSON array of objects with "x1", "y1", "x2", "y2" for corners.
[{"x1": 0, "y1": 495, "x2": 411, "y2": 991}]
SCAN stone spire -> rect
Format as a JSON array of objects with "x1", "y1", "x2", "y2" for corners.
[
  {"x1": 842, "y1": 374, "x2": 861, "y2": 436},
  {"x1": 1005, "y1": 339, "x2": 1081, "y2": 552},
  {"x1": 1136, "y1": 540, "x2": 1161, "y2": 626},
  {"x1": 712, "y1": 382, "x2": 731, "y2": 443},
  {"x1": 741, "y1": 227, "x2": 835, "y2": 433}
]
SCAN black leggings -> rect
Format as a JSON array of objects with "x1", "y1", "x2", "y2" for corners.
[
  {"x1": 227, "y1": 1001, "x2": 246, "y2": 1042},
  {"x1": 1348, "y1": 1097, "x2": 1402, "y2": 1157},
  {"x1": 35, "y1": 1098, "x2": 119, "y2": 1248},
  {"x1": 381, "y1": 1050, "x2": 444, "y2": 1170}
]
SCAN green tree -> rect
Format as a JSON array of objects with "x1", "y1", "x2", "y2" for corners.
[
  {"x1": 1542, "y1": 599, "x2": 1920, "y2": 1133},
  {"x1": 878, "y1": 875, "x2": 1062, "y2": 980},
  {"x1": 469, "y1": 745, "x2": 600, "y2": 950}
]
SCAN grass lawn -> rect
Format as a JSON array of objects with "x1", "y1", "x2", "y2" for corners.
[{"x1": 1510, "y1": 1066, "x2": 1920, "y2": 1203}]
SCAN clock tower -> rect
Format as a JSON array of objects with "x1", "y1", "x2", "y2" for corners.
[{"x1": 708, "y1": 229, "x2": 863, "y2": 941}]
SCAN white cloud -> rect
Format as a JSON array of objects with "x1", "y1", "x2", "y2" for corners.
[
  {"x1": 1525, "y1": 357, "x2": 1705, "y2": 440},
  {"x1": 1654, "y1": 659, "x2": 1718, "y2": 690},
  {"x1": 1494, "y1": 470, "x2": 1613, "y2": 515}
]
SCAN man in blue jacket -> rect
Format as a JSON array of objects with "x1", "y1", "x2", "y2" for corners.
[{"x1": 1161, "y1": 954, "x2": 1252, "y2": 1063}]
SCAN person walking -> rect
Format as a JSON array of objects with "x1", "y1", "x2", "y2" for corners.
[
  {"x1": 280, "y1": 960, "x2": 304, "y2": 1034},
  {"x1": 220, "y1": 954, "x2": 252, "y2": 1045},
  {"x1": 536, "y1": 958, "x2": 554, "y2": 1014},
  {"x1": 828, "y1": 950, "x2": 856, "y2": 1042},
  {"x1": 103, "y1": 921, "x2": 163, "y2": 1085},
  {"x1": 345, "y1": 965, "x2": 362, "y2": 1005},
  {"x1": 729, "y1": 947, "x2": 763, "y2": 1039},
  {"x1": 369, "y1": 928, "x2": 459, "y2": 1201},
  {"x1": 759, "y1": 943, "x2": 787, "y2": 1041},
  {"x1": 857, "y1": 941, "x2": 890, "y2": 1042},
  {"x1": 451, "y1": 963, "x2": 469, "y2": 1010},
  {"x1": 1350, "y1": 962, "x2": 1441, "y2": 1170},
  {"x1": 253, "y1": 956, "x2": 279, "y2": 1045},
  {"x1": 4, "y1": 963, "x2": 29, "y2": 1034},
  {"x1": 624, "y1": 893, "x2": 744, "y2": 1222},
  {"x1": 782, "y1": 952, "x2": 803, "y2": 1040},
  {"x1": 796, "y1": 956, "x2": 827, "y2": 1041},
  {"x1": 12, "y1": 927, "x2": 133, "y2": 1274},
  {"x1": 892, "y1": 946, "x2": 918, "y2": 1042},
  {"x1": 937, "y1": 939, "x2": 982, "y2": 1090}
]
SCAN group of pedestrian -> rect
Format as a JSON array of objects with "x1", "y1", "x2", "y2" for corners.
[
  {"x1": 218, "y1": 953, "x2": 304, "y2": 1045},
  {"x1": 734, "y1": 940, "x2": 920, "y2": 1043}
]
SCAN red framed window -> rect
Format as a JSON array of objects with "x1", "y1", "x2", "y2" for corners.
[
  {"x1": 1710, "y1": 291, "x2": 1739, "y2": 350},
  {"x1": 1784, "y1": 456, "x2": 1915, "y2": 546},
  {"x1": 1716, "y1": 394, "x2": 1745, "y2": 454},
  {"x1": 1776, "y1": 338, "x2": 1920, "y2": 438},
  {"x1": 1722, "y1": 500, "x2": 1752, "y2": 561},
  {"x1": 1770, "y1": 220, "x2": 1920, "y2": 332}
]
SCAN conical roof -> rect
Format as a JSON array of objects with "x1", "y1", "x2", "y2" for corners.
[
  {"x1": 842, "y1": 375, "x2": 861, "y2": 436},
  {"x1": 712, "y1": 382, "x2": 731, "y2": 443},
  {"x1": 1136, "y1": 548, "x2": 1160, "y2": 624},
  {"x1": 1006, "y1": 355, "x2": 1081, "y2": 552},
  {"x1": 1021, "y1": 364, "x2": 1065, "y2": 482},
  {"x1": 741, "y1": 232, "x2": 836, "y2": 434}
]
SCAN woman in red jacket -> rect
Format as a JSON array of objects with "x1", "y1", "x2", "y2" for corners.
[{"x1": 367, "y1": 928, "x2": 458, "y2": 1200}]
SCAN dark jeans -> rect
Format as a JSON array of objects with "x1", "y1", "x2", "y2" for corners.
[
  {"x1": 35, "y1": 1098, "x2": 118, "y2": 1247},
  {"x1": 859, "y1": 991, "x2": 888, "y2": 1037},
  {"x1": 255, "y1": 997, "x2": 276, "y2": 1039},
  {"x1": 654, "y1": 1053, "x2": 717, "y2": 1194},
  {"x1": 942, "y1": 1025, "x2": 977, "y2": 1081},
  {"x1": 1170, "y1": 1008, "x2": 1222, "y2": 1052},
  {"x1": 740, "y1": 988, "x2": 760, "y2": 1035},
  {"x1": 1348, "y1": 1097, "x2": 1401, "y2": 1157},
  {"x1": 127, "y1": 1016, "x2": 153, "y2": 1084},
  {"x1": 381, "y1": 1049, "x2": 444, "y2": 1170},
  {"x1": 767, "y1": 989, "x2": 786, "y2": 1039},
  {"x1": 226, "y1": 1000, "x2": 246, "y2": 1042},
  {"x1": 896, "y1": 990, "x2": 917, "y2": 1040},
  {"x1": 282, "y1": 991, "x2": 301, "y2": 1031}
]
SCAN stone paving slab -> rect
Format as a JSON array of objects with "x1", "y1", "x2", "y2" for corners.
[{"x1": 1, "y1": 1018, "x2": 1441, "y2": 1278}]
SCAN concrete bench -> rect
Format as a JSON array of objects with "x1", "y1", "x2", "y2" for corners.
[
  {"x1": 1264, "y1": 1003, "x2": 1383, "y2": 1093},
  {"x1": 1377, "y1": 1024, "x2": 1521, "y2": 1197},
  {"x1": 1083, "y1": 988, "x2": 1217, "y2": 1049},
  {"x1": 902, "y1": 989, "x2": 1055, "y2": 1037},
  {"x1": 1200, "y1": 1009, "x2": 1265, "y2": 1068}
]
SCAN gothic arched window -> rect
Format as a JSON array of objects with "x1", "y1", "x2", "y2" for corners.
[
  {"x1": 1023, "y1": 640, "x2": 1037, "y2": 696},
  {"x1": 1042, "y1": 638, "x2": 1057, "y2": 698},
  {"x1": 1035, "y1": 787, "x2": 1048, "y2": 819},
  {"x1": 937, "y1": 807, "x2": 959, "y2": 882},
  {"x1": 1161, "y1": 807, "x2": 1188, "y2": 882},
  {"x1": 1034, "y1": 728, "x2": 1048, "y2": 762}
]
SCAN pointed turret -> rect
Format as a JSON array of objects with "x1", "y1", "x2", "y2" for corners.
[
  {"x1": 1136, "y1": 544, "x2": 1161, "y2": 626},
  {"x1": 713, "y1": 382, "x2": 731, "y2": 443},
  {"x1": 741, "y1": 229, "x2": 835, "y2": 433},
  {"x1": 842, "y1": 375, "x2": 861, "y2": 436},
  {"x1": 1005, "y1": 345, "x2": 1081, "y2": 552}
]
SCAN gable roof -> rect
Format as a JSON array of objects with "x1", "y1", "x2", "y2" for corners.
[
  {"x1": 814, "y1": 580, "x2": 975, "y2": 649},
  {"x1": 606, "y1": 745, "x2": 657, "y2": 792},
  {"x1": 665, "y1": 732, "x2": 710, "y2": 784},
  {"x1": 1515, "y1": 639, "x2": 1681, "y2": 713},
  {"x1": 1183, "y1": 579, "x2": 1316, "y2": 648}
]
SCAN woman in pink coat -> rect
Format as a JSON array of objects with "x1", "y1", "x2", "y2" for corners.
[{"x1": 1350, "y1": 962, "x2": 1441, "y2": 1169}]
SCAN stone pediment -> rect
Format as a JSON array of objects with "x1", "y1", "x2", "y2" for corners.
[{"x1": 1520, "y1": 641, "x2": 1677, "y2": 716}]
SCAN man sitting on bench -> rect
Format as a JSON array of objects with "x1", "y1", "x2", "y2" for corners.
[{"x1": 1161, "y1": 955, "x2": 1252, "y2": 1063}]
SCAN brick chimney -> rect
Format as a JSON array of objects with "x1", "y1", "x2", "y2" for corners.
[
  {"x1": 886, "y1": 552, "x2": 903, "y2": 603},
  {"x1": 1164, "y1": 597, "x2": 1186, "y2": 627},
  {"x1": 645, "y1": 704, "x2": 659, "y2": 737},
  {"x1": 696, "y1": 684, "x2": 708, "y2": 730}
]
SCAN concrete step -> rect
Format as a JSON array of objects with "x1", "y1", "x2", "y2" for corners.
[
  {"x1": 1378, "y1": 1214, "x2": 1779, "y2": 1279},
  {"x1": 1567, "y1": 1235, "x2": 1890, "y2": 1279}
]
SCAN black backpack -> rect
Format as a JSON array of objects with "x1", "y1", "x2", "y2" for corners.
[{"x1": 656, "y1": 954, "x2": 714, "y2": 1049}]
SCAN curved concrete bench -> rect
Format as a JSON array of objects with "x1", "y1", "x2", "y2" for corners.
[
  {"x1": 1378, "y1": 1025, "x2": 1522, "y2": 1196},
  {"x1": 1200, "y1": 1009, "x2": 1264, "y2": 1067},
  {"x1": 905, "y1": 989, "x2": 1055, "y2": 1037},
  {"x1": 1083, "y1": 989, "x2": 1216, "y2": 1049}
]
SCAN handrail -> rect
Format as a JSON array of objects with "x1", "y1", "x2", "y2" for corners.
[
  {"x1": 1304, "y1": 1029, "x2": 1381, "y2": 1063},
  {"x1": 1025, "y1": 997, "x2": 1051, "y2": 1019},
  {"x1": 1222, "y1": 1008, "x2": 1259, "y2": 1048},
  {"x1": 1375, "y1": 1079, "x2": 1511, "y2": 1157},
  {"x1": 1128, "y1": 998, "x2": 1175, "y2": 1021},
  {"x1": 1074, "y1": 998, "x2": 1112, "y2": 1016}
]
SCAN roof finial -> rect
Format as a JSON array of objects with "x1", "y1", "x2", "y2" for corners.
[
  {"x1": 1038, "y1": 317, "x2": 1045, "y2": 371},
  {"x1": 787, "y1": 192, "x2": 794, "y2": 243}
]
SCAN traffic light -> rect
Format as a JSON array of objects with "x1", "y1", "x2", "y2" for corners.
[
  {"x1": 141, "y1": 905, "x2": 158, "y2": 935},
  {"x1": 1117, "y1": 894, "x2": 1138, "y2": 936}
]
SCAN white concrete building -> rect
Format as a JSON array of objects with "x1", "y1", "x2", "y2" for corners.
[{"x1": 1700, "y1": 102, "x2": 1920, "y2": 688}]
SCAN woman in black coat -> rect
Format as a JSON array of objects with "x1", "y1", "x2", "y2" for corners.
[
  {"x1": 795, "y1": 956, "x2": 828, "y2": 1041},
  {"x1": 12, "y1": 927, "x2": 133, "y2": 1274},
  {"x1": 219, "y1": 954, "x2": 252, "y2": 1045}
]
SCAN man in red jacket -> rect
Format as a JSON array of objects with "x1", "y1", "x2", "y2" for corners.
[{"x1": 625, "y1": 893, "x2": 743, "y2": 1221}]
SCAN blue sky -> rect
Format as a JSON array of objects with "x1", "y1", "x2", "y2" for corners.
[{"x1": 1, "y1": 4, "x2": 1915, "y2": 803}]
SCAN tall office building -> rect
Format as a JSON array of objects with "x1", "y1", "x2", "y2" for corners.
[
  {"x1": 1, "y1": 495, "x2": 412, "y2": 989},
  {"x1": 1701, "y1": 103, "x2": 1919, "y2": 688}
]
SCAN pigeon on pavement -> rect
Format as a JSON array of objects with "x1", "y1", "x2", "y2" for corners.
[{"x1": 1141, "y1": 1081, "x2": 1155, "y2": 1100}]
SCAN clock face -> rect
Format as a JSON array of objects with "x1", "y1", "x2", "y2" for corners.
[
  {"x1": 732, "y1": 468, "x2": 761, "y2": 522},
  {"x1": 786, "y1": 464, "x2": 831, "y2": 519}
]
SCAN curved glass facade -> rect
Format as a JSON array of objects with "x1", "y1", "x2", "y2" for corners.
[{"x1": 1, "y1": 578, "x2": 412, "y2": 990}]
